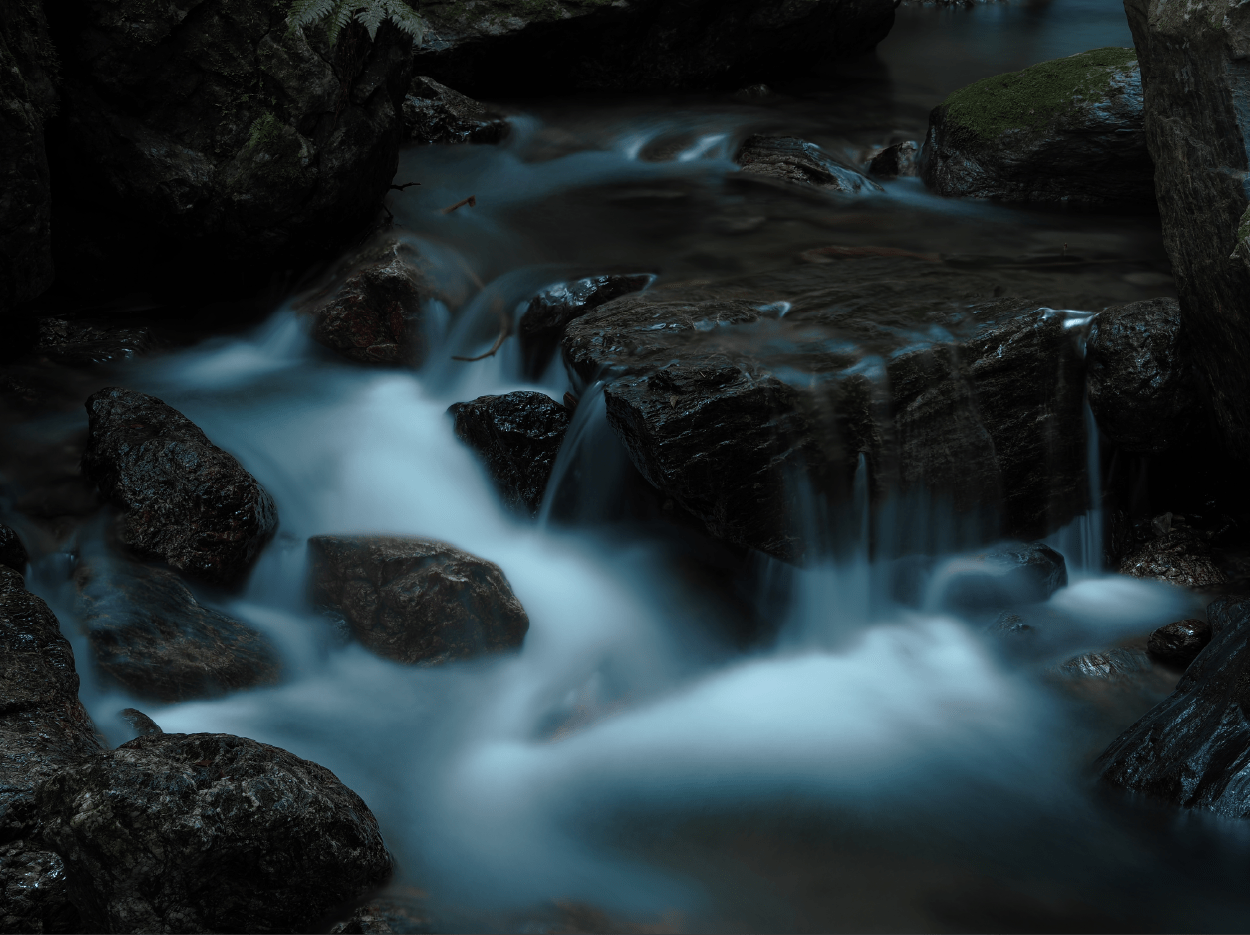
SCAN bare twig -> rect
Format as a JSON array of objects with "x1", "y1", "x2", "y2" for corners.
[
  {"x1": 442, "y1": 195, "x2": 477, "y2": 214},
  {"x1": 452, "y1": 300, "x2": 509, "y2": 362},
  {"x1": 389, "y1": 181, "x2": 421, "y2": 191}
]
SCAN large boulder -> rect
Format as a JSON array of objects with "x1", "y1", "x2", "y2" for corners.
[
  {"x1": 413, "y1": 0, "x2": 895, "y2": 94},
  {"x1": 310, "y1": 254, "x2": 430, "y2": 367},
  {"x1": 1086, "y1": 297, "x2": 1196, "y2": 454},
  {"x1": 1118, "y1": 515, "x2": 1225, "y2": 588},
  {"x1": 920, "y1": 48, "x2": 1153, "y2": 209},
  {"x1": 1126, "y1": 0, "x2": 1250, "y2": 461},
  {"x1": 81, "y1": 387, "x2": 278, "y2": 586},
  {"x1": 403, "y1": 75, "x2": 507, "y2": 144},
  {"x1": 35, "y1": 732, "x2": 393, "y2": 933},
  {"x1": 47, "y1": 0, "x2": 413, "y2": 288},
  {"x1": 74, "y1": 560, "x2": 281, "y2": 702},
  {"x1": 308, "y1": 535, "x2": 529, "y2": 665},
  {"x1": 448, "y1": 392, "x2": 571, "y2": 516},
  {"x1": 735, "y1": 136, "x2": 882, "y2": 194}
]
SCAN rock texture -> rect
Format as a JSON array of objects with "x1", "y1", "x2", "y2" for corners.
[
  {"x1": 35, "y1": 732, "x2": 393, "y2": 933},
  {"x1": 868, "y1": 140, "x2": 918, "y2": 178},
  {"x1": 404, "y1": 75, "x2": 507, "y2": 144},
  {"x1": 74, "y1": 560, "x2": 281, "y2": 702},
  {"x1": 82, "y1": 387, "x2": 277, "y2": 586},
  {"x1": 519, "y1": 273, "x2": 655, "y2": 376},
  {"x1": 1126, "y1": 0, "x2": 1250, "y2": 462},
  {"x1": 413, "y1": 0, "x2": 896, "y2": 95},
  {"x1": 1119, "y1": 518, "x2": 1225, "y2": 588},
  {"x1": 35, "y1": 317, "x2": 156, "y2": 367},
  {"x1": 920, "y1": 48, "x2": 1153, "y2": 208},
  {"x1": 310, "y1": 255, "x2": 430, "y2": 367},
  {"x1": 931, "y1": 541, "x2": 1068, "y2": 613},
  {"x1": 1087, "y1": 297, "x2": 1195, "y2": 454},
  {"x1": 0, "y1": 840, "x2": 80, "y2": 934},
  {"x1": 1099, "y1": 599, "x2": 1250, "y2": 816},
  {"x1": 736, "y1": 136, "x2": 882, "y2": 194},
  {"x1": 448, "y1": 392, "x2": 571, "y2": 516},
  {"x1": 1147, "y1": 619, "x2": 1211, "y2": 667},
  {"x1": 309, "y1": 535, "x2": 529, "y2": 665},
  {"x1": 0, "y1": 523, "x2": 27, "y2": 573}
]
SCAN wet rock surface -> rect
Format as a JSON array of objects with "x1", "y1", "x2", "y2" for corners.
[
  {"x1": 934, "y1": 541, "x2": 1068, "y2": 613},
  {"x1": 74, "y1": 560, "x2": 281, "y2": 703},
  {"x1": 310, "y1": 253, "x2": 431, "y2": 367},
  {"x1": 332, "y1": 895, "x2": 431, "y2": 934},
  {"x1": 404, "y1": 75, "x2": 507, "y2": 144},
  {"x1": 118, "y1": 708, "x2": 163, "y2": 739},
  {"x1": 1147, "y1": 619, "x2": 1211, "y2": 667},
  {"x1": 309, "y1": 535, "x2": 529, "y2": 665},
  {"x1": 35, "y1": 317, "x2": 156, "y2": 367},
  {"x1": 868, "y1": 140, "x2": 919, "y2": 178},
  {"x1": 920, "y1": 48, "x2": 1152, "y2": 208},
  {"x1": 1118, "y1": 517, "x2": 1225, "y2": 589},
  {"x1": 519, "y1": 273, "x2": 655, "y2": 375},
  {"x1": 1059, "y1": 647, "x2": 1152, "y2": 682},
  {"x1": 735, "y1": 136, "x2": 882, "y2": 195},
  {"x1": 448, "y1": 392, "x2": 571, "y2": 516},
  {"x1": 0, "y1": 841, "x2": 80, "y2": 935},
  {"x1": 0, "y1": 523, "x2": 27, "y2": 573},
  {"x1": 81, "y1": 387, "x2": 277, "y2": 586},
  {"x1": 35, "y1": 731, "x2": 393, "y2": 933},
  {"x1": 1087, "y1": 297, "x2": 1195, "y2": 454}
]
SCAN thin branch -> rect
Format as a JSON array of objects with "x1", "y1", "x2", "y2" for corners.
[
  {"x1": 389, "y1": 181, "x2": 421, "y2": 191},
  {"x1": 442, "y1": 194, "x2": 477, "y2": 214},
  {"x1": 452, "y1": 301, "x2": 509, "y2": 362}
]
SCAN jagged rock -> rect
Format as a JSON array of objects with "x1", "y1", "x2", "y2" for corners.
[
  {"x1": 931, "y1": 541, "x2": 1068, "y2": 613},
  {"x1": 74, "y1": 560, "x2": 281, "y2": 702},
  {"x1": 735, "y1": 136, "x2": 882, "y2": 194},
  {"x1": 1147, "y1": 619, "x2": 1211, "y2": 667},
  {"x1": 81, "y1": 387, "x2": 277, "y2": 586},
  {"x1": 35, "y1": 317, "x2": 156, "y2": 367},
  {"x1": 1087, "y1": 297, "x2": 1195, "y2": 454},
  {"x1": 1059, "y1": 647, "x2": 1151, "y2": 682},
  {"x1": 413, "y1": 0, "x2": 895, "y2": 94},
  {"x1": 1119, "y1": 521, "x2": 1225, "y2": 588},
  {"x1": 403, "y1": 75, "x2": 507, "y2": 144},
  {"x1": 0, "y1": 841, "x2": 80, "y2": 935},
  {"x1": 920, "y1": 48, "x2": 1153, "y2": 208},
  {"x1": 0, "y1": 523, "x2": 27, "y2": 573},
  {"x1": 308, "y1": 535, "x2": 529, "y2": 665},
  {"x1": 35, "y1": 732, "x2": 393, "y2": 933},
  {"x1": 447, "y1": 392, "x2": 571, "y2": 516},
  {"x1": 1098, "y1": 599, "x2": 1250, "y2": 816},
  {"x1": 518, "y1": 273, "x2": 654, "y2": 376},
  {"x1": 868, "y1": 140, "x2": 919, "y2": 178},
  {"x1": 310, "y1": 255, "x2": 430, "y2": 367}
]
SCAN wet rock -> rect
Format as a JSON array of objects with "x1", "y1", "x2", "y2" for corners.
[
  {"x1": 868, "y1": 140, "x2": 919, "y2": 178},
  {"x1": 1206, "y1": 596, "x2": 1250, "y2": 637},
  {"x1": 74, "y1": 560, "x2": 281, "y2": 702},
  {"x1": 413, "y1": 0, "x2": 895, "y2": 95},
  {"x1": 989, "y1": 611, "x2": 1033, "y2": 636},
  {"x1": 920, "y1": 48, "x2": 1153, "y2": 208},
  {"x1": 1119, "y1": 521, "x2": 1225, "y2": 589},
  {"x1": 35, "y1": 732, "x2": 393, "y2": 933},
  {"x1": 308, "y1": 535, "x2": 529, "y2": 665},
  {"x1": 448, "y1": 391, "x2": 571, "y2": 516},
  {"x1": 1097, "y1": 599, "x2": 1250, "y2": 816},
  {"x1": 0, "y1": 841, "x2": 81, "y2": 935},
  {"x1": 35, "y1": 317, "x2": 156, "y2": 367},
  {"x1": 1059, "y1": 647, "x2": 1151, "y2": 682},
  {"x1": 1147, "y1": 619, "x2": 1211, "y2": 667},
  {"x1": 934, "y1": 541, "x2": 1068, "y2": 613},
  {"x1": 519, "y1": 273, "x2": 655, "y2": 375},
  {"x1": 1087, "y1": 297, "x2": 1195, "y2": 454},
  {"x1": 332, "y1": 895, "x2": 431, "y2": 934},
  {"x1": 50, "y1": 0, "x2": 413, "y2": 288},
  {"x1": 1127, "y1": 0, "x2": 1250, "y2": 462},
  {"x1": 735, "y1": 136, "x2": 882, "y2": 194},
  {"x1": 403, "y1": 75, "x2": 507, "y2": 144},
  {"x1": 81, "y1": 387, "x2": 277, "y2": 586},
  {"x1": 310, "y1": 254, "x2": 430, "y2": 367},
  {"x1": 0, "y1": 523, "x2": 27, "y2": 573},
  {"x1": 118, "y1": 708, "x2": 163, "y2": 738}
]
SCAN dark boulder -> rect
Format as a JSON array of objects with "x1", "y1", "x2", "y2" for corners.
[
  {"x1": 519, "y1": 273, "x2": 655, "y2": 376},
  {"x1": 1118, "y1": 518, "x2": 1225, "y2": 589},
  {"x1": 74, "y1": 560, "x2": 281, "y2": 703},
  {"x1": 0, "y1": 523, "x2": 27, "y2": 573},
  {"x1": 35, "y1": 732, "x2": 393, "y2": 933},
  {"x1": 931, "y1": 541, "x2": 1068, "y2": 613},
  {"x1": 868, "y1": 140, "x2": 919, "y2": 178},
  {"x1": 35, "y1": 317, "x2": 156, "y2": 367},
  {"x1": 735, "y1": 136, "x2": 882, "y2": 194},
  {"x1": 1058, "y1": 647, "x2": 1151, "y2": 682},
  {"x1": 1098, "y1": 599, "x2": 1250, "y2": 817},
  {"x1": 1147, "y1": 619, "x2": 1211, "y2": 667},
  {"x1": 0, "y1": 842, "x2": 80, "y2": 935},
  {"x1": 331, "y1": 896, "x2": 430, "y2": 934},
  {"x1": 448, "y1": 392, "x2": 571, "y2": 516},
  {"x1": 1087, "y1": 297, "x2": 1196, "y2": 454},
  {"x1": 920, "y1": 48, "x2": 1153, "y2": 209},
  {"x1": 82, "y1": 387, "x2": 277, "y2": 586},
  {"x1": 1207, "y1": 596, "x2": 1250, "y2": 636},
  {"x1": 310, "y1": 254, "x2": 430, "y2": 367},
  {"x1": 309, "y1": 535, "x2": 529, "y2": 665},
  {"x1": 404, "y1": 75, "x2": 507, "y2": 144}
]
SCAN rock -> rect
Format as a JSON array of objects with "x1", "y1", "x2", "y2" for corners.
[
  {"x1": 1097, "y1": 599, "x2": 1250, "y2": 816},
  {"x1": 35, "y1": 732, "x2": 393, "y2": 933},
  {"x1": 413, "y1": 0, "x2": 895, "y2": 94},
  {"x1": 0, "y1": 523, "x2": 27, "y2": 573},
  {"x1": 518, "y1": 272, "x2": 655, "y2": 375},
  {"x1": 1086, "y1": 297, "x2": 1196, "y2": 454},
  {"x1": 49, "y1": 0, "x2": 413, "y2": 290},
  {"x1": 1147, "y1": 619, "x2": 1211, "y2": 667},
  {"x1": 447, "y1": 392, "x2": 571, "y2": 516},
  {"x1": 868, "y1": 140, "x2": 919, "y2": 178},
  {"x1": 1206, "y1": 596, "x2": 1250, "y2": 637},
  {"x1": 0, "y1": 841, "x2": 81, "y2": 935},
  {"x1": 332, "y1": 896, "x2": 430, "y2": 934},
  {"x1": 310, "y1": 254, "x2": 431, "y2": 367},
  {"x1": 118, "y1": 708, "x2": 163, "y2": 738},
  {"x1": 1059, "y1": 647, "x2": 1151, "y2": 682},
  {"x1": 308, "y1": 535, "x2": 529, "y2": 665},
  {"x1": 931, "y1": 541, "x2": 1068, "y2": 613},
  {"x1": 735, "y1": 136, "x2": 882, "y2": 194},
  {"x1": 74, "y1": 560, "x2": 281, "y2": 703},
  {"x1": 81, "y1": 387, "x2": 278, "y2": 586},
  {"x1": 989, "y1": 611, "x2": 1032, "y2": 635},
  {"x1": 920, "y1": 48, "x2": 1153, "y2": 208},
  {"x1": 1119, "y1": 522, "x2": 1225, "y2": 589},
  {"x1": 1126, "y1": 0, "x2": 1250, "y2": 464},
  {"x1": 403, "y1": 75, "x2": 507, "y2": 144},
  {"x1": 35, "y1": 317, "x2": 156, "y2": 367}
]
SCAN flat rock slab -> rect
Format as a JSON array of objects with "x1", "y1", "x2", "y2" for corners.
[
  {"x1": 35, "y1": 732, "x2": 393, "y2": 933},
  {"x1": 308, "y1": 535, "x2": 529, "y2": 665},
  {"x1": 81, "y1": 387, "x2": 277, "y2": 586},
  {"x1": 735, "y1": 136, "x2": 881, "y2": 194}
]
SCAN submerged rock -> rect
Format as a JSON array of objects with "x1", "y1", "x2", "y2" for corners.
[
  {"x1": 74, "y1": 560, "x2": 281, "y2": 702},
  {"x1": 1059, "y1": 647, "x2": 1151, "y2": 682},
  {"x1": 448, "y1": 392, "x2": 571, "y2": 516},
  {"x1": 310, "y1": 254, "x2": 430, "y2": 367},
  {"x1": 308, "y1": 535, "x2": 529, "y2": 665},
  {"x1": 519, "y1": 273, "x2": 655, "y2": 375},
  {"x1": 735, "y1": 136, "x2": 882, "y2": 194},
  {"x1": 933, "y1": 541, "x2": 1067, "y2": 613},
  {"x1": 0, "y1": 522, "x2": 27, "y2": 573},
  {"x1": 36, "y1": 732, "x2": 393, "y2": 933},
  {"x1": 920, "y1": 48, "x2": 1152, "y2": 209},
  {"x1": 404, "y1": 75, "x2": 507, "y2": 144},
  {"x1": 868, "y1": 140, "x2": 919, "y2": 178},
  {"x1": 1087, "y1": 297, "x2": 1195, "y2": 454},
  {"x1": 81, "y1": 387, "x2": 277, "y2": 586},
  {"x1": 1147, "y1": 619, "x2": 1211, "y2": 668}
]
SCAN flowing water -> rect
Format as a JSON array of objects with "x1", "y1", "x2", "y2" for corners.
[{"x1": 10, "y1": 2, "x2": 1250, "y2": 931}]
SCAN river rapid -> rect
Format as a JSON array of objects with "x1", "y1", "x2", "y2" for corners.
[{"x1": 9, "y1": 1, "x2": 1250, "y2": 931}]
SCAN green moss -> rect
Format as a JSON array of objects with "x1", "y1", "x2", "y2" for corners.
[{"x1": 942, "y1": 47, "x2": 1137, "y2": 141}]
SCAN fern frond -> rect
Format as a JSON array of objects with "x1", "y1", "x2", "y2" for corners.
[
  {"x1": 357, "y1": 3, "x2": 385, "y2": 40},
  {"x1": 287, "y1": 0, "x2": 337, "y2": 32},
  {"x1": 287, "y1": 0, "x2": 427, "y2": 47}
]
